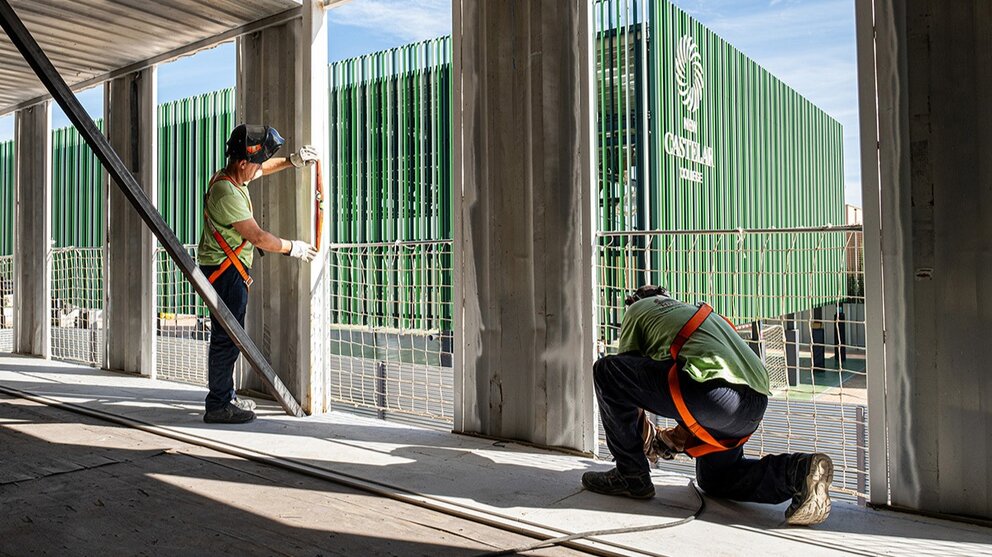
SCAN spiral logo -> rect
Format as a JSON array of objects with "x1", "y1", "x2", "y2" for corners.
[{"x1": 674, "y1": 35, "x2": 704, "y2": 113}]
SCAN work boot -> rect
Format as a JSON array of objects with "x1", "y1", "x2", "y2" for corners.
[
  {"x1": 786, "y1": 453, "x2": 833, "y2": 526},
  {"x1": 581, "y1": 468, "x2": 655, "y2": 499},
  {"x1": 203, "y1": 402, "x2": 256, "y2": 424},
  {"x1": 232, "y1": 397, "x2": 256, "y2": 412}
]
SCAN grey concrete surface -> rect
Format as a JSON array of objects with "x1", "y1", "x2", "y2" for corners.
[
  {"x1": 0, "y1": 393, "x2": 581, "y2": 557},
  {"x1": 12, "y1": 103, "x2": 51, "y2": 358},
  {"x1": 452, "y1": 0, "x2": 596, "y2": 453},
  {"x1": 857, "y1": 0, "x2": 992, "y2": 518},
  {"x1": 1, "y1": 355, "x2": 990, "y2": 556},
  {"x1": 104, "y1": 67, "x2": 157, "y2": 377}
]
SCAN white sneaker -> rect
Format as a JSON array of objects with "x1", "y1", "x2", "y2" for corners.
[{"x1": 786, "y1": 453, "x2": 833, "y2": 526}]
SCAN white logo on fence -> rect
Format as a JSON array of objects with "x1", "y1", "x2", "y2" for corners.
[
  {"x1": 667, "y1": 34, "x2": 713, "y2": 184},
  {"x1": 675, "y1": 35, "x2": 704, "y2": 114}
]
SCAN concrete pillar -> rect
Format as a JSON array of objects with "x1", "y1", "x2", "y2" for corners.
[
  {"x1": 237, "y1": 1, "x2": 328, "y2": 412},
  {"x1": 452, "y1": 1, "x2": 595, "y2": 452},
  {"x1": 104, "y1": 68, "x2": 157, "y2": 376},
  {"x1": 859, "y1": 0, "x2": 992, "y2": 519},
  {"x1": 12, "y1": 102, "x2": 51, "y2": 357}
]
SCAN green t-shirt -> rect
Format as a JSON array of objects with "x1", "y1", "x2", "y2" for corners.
[
  {"x1": 618, "y1": 296, "x2": 771, "y2": 396},
  {"x1": 197, "y1": 175, "x2": 255, "y2": 268}
]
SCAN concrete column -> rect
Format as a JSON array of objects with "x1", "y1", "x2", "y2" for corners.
[
  {"x1": 12, "y1": 102, "x2": 51, "y2": 357},
  {"x1": 237, "y1": 1, "x2": 328, "y2": 412},
  {"x1": 861, "y1": 0, "x2": 992, "y2": 519},
  {"x1": 104, "y1": 68, "x2": 157, "y2": 376},
  {"x1": 452, "y1": 1, "x2": 595, "y2": 452}
]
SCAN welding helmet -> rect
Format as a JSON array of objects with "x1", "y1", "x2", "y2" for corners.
[
  {"x1": 624, "y1": 285, "x2": 670, "y2": 306},
  {"x1": 225, "y1": 124, "x2": 285, "y2": 164}
]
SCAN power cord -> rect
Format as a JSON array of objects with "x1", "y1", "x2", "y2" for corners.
[{"x1": 477, "y1": 480, "x2": 706, "y2": 556}]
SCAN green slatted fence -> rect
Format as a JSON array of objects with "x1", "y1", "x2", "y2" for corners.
[
  {"x1": 326, "y1": 37, "x2": 454, "y2": 425},
  {"x1": 0, "y1": 140, "x2": 13, "y2": 256},
  {"x1": 0, "y1": 140, "x2": 13, "y2": 352}
]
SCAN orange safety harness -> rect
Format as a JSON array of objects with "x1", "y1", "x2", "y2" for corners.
[
  {"x1": 204, "y1": 171, "x2": 253, "y2": 288},
  {"x1": 668, "y1": 302, "x2": 752, "y2": 458}
]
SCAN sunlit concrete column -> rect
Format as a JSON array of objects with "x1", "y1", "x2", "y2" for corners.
[
  {"x1": 859, "y1": 0, "x2": 992, "y2": 519},
  {"x1": 237, "y1": 0, "x2": 328, "y2": 412},
  {"x1": 12, "y1": 102, "x2": 52, "y2": 358},
  {"x1": 452, "y1": 1, "x2": 595, "y2": 452},
  {"x1": 104, "y1": 68, "x2": 157, "y2": 376}
]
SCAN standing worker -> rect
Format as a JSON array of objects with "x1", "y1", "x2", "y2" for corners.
[
  {"x1": 199, "y1": 124, "x2": 319, "y2": 424},
  {"x1": 582, "y1": 285, "x2": 834, "y2": 526}
]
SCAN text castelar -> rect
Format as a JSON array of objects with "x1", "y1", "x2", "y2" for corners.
[{"x1": 663, "y1": 132, "x2": 715, "y2": 168}]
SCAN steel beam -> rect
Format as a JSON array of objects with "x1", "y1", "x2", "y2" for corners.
[{"x1": 0, "y1": 0, "x2": 305, "y2": 417}]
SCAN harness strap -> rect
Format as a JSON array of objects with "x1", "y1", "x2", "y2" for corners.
[
  {"x1": 205, "y1": 172, "x2": 253, "y2": 289},
  {"x1": 667, "y1": 303, "x2": 751, "y2": 458}
]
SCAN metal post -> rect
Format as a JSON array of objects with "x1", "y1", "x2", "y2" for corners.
[
  {"x1": 376, "y1": 360, "x2": 387, "y2": 421},
  {"x1": 0, "y1": 0, "x2": 305, "y2": 417},
  {"x1": 857, "y1": 405, "x2": 867, "y2": 506},
  {"x1": 855, "y1": 0, "x2": 890, "y2": 506}
]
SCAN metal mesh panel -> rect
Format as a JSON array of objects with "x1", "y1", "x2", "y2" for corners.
[
  {"x1": 51, "y1": 247, "x2": 105, "y2": 366},
  {"x1": 0, "y1": 255, "x2": 12, "y2": 353},
  {"x1": 155, "y1": 246, "x2": 209, "y2": 385},
  {"x1": 595, "y1": 228, "x2": 868, "y2": 501},
  {"x1": 325, "y1": 240, "x2": 453, "y2": 426}
]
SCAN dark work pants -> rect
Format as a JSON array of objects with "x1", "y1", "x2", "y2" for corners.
[
  {"x1": 202, "y1": 264, "x2": 249, "y2": 412},
  {"x1": 593, "y1": 353, "x2": 807, "y2": 504}
]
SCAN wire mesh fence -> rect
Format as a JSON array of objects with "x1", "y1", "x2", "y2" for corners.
[
  {"x1": 595, "y1": 227, "x2": 868, "y2": 501},
  {"x1": 0, "y1": 255, "x2": 12, "y2": 353},
  {"x1": 325, "y1": 240, "x2": 453, "y2": 427},
  {"x1": 50, "y1": 247, "x2": 105, "y2": 366},
  {"x1": 155, "y1": 246, "x2": 210, "y2": 386}
]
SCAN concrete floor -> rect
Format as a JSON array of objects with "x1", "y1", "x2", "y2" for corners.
[
  {"x1": 1, "y1": 353, "x2": 990, "y2": 557},
  {"x1": 0, "y1": 395, "x2": 579, "y2": 557}
]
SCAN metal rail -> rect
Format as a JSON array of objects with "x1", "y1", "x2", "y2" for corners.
[
  {"x1": 0, "y1": 0, "x2": 305, "y2": 417},
  {"x1": 598, "y1": 224, "x2": 864, "y2": 237}
]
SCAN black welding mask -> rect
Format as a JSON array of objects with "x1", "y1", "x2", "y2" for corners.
[
  {"x1": 225, "y1": 124, "x2": 285, "y2": 164},
  {"x1": 624, "y1": 285, "x2": 670, "y2": 306}
]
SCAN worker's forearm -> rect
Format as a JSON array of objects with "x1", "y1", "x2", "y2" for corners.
[
  {"x1": 261, "y1": 157, "x2": 293, "y2": 176},
  {"x1": 248, "y1": 229, "x2": 290, "y2": 254}
]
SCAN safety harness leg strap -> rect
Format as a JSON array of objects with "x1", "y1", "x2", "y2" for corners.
[{"x1": 667, "y1": 302, "x2": 751, "y2": 458}]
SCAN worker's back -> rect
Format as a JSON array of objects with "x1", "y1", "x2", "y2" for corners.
[{"x1": 618, "y1": 296, "x2": 771, "y2": 396}]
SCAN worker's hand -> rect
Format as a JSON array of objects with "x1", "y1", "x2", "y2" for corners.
[
  {"x1": 286, "y1": 240, "x2": 317, "y2": 262},
  {"x1": 645, "y1": 424, "x2": 694, "y2": 462},
  {"x1": 290, "y1": 145, "x2": 319, "y2": 168}
]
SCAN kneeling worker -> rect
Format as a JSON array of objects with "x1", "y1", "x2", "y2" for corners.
[
  {"x1": 582, "y1": 285, "x2": 833, "y2": 526},
  {"x1": 199, "y1": 124, "x2": 319, "y2": 424}
]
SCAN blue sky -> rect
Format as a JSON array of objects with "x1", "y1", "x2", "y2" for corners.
[{"x1": 0, "y1": 0, "x2": 859, "y2": 205}]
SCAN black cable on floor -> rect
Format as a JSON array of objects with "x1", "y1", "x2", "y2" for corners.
[{"x1": 478, "y1": 481, "x2": 706, "y2": 556}]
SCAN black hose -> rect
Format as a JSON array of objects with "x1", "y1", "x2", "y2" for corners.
[{"x1": 477, "y1": 481, "x2": 705, "y2": 556}]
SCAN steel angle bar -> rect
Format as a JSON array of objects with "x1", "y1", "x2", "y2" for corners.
[{"x1": 0, "y1": 0, "x2": 305, "y2": 417}]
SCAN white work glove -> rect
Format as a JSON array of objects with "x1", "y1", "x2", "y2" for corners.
[
  {"x1": 290, "y1": 145, "x2": 319, "y2": 168},
  {"x1": 286, "y1": 240, "x2": 317, "y2": 262}
]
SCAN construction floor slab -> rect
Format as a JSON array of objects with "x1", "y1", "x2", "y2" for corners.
[
  {"x1": 0, "y1": 394, "x2": 580, "y2": 557},
  {"x1": 1, "y1": 353, "x2": 990, "y2": 557}
]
